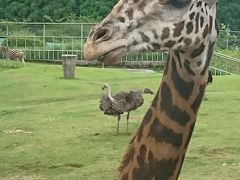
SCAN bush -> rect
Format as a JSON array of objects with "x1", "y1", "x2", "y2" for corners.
[{"x1": 2, "y1": 37, "x2": 44, "y2": 48}]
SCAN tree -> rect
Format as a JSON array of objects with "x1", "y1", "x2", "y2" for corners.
[
  {"x1": 0, "y1": 0, "x2": 239, "y2": 31},
  {"x1": 217, "y1": 0, "x2": 240, "y2": 30}
]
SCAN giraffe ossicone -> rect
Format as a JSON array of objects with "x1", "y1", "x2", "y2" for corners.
[{"x1": 84, "y1": 0, "x2": 219, "y2": 179}]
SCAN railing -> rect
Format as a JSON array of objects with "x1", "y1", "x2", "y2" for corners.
[
  {"x1": 211, "y1": 52, "x2": 240, "y2": 74},
  {"x1": 210, "y1": 66, "x2": 234, "y2": 75},
  {"x1": 0, "y1": 22, "x2": 239, "y2": 74}
]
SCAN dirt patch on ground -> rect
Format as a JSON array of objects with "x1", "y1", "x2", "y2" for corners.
[{"x1": 3, "y1": 128, "x2": 32, "y2": 135}]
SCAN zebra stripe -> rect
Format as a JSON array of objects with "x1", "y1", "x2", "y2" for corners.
[{"x1": 1, "y1": 46, "x2": 25, "y2": 63}]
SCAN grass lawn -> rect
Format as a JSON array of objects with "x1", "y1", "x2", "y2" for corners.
[{"x1": 0, "y1": 62, "x2": 239, "y2": 180}]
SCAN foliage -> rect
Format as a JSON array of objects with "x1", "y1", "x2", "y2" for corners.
[
  {"x1": 0, "y1": 63, "x2": 240, "y2": 179},
  {"x1": 217, "y1": 23, "x2": 240, "y2": 50},
  {"x1": 0, "y1": 0, "x2": 117, "y2": 22},
  {"x1": 0, "y1": 0, "x2": 239, "y2": 31},
  {"x1": 2, "y1": 37, "x2": 43, "y2": 48},
  {"x1": 0, "y1": 59, "x2": 24, "y2": 69},
  {"x1": 217, "y1": 0, "x2": 240, "y2": 30},
  {"x1": 217, "y1": 49, "x2": 240, "y2": 59}
]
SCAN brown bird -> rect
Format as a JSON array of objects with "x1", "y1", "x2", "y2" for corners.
[{"x1": 99, "y1": 84, "x2": 153, "y2": 135}]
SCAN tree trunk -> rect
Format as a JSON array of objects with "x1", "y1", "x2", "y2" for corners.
[{"x1": 62, "y1": 54, "x2": 77, "y2": 79}]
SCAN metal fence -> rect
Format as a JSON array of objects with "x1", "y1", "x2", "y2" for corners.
[
  {"x1": 0, "y1": 22, "x2": 167, "y2": 64},
  {"x1": 0, "y1": 22, "x2": 239, "y2": 74},
  {"x1": 211, "y1": 52, "x2": 240, "y2": 75}
]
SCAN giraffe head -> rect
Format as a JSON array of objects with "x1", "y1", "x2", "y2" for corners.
[{"x1": 84, "y1": 0, "x2": 218, "y2": 64}]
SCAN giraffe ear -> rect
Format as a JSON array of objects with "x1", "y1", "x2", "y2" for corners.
[{"x1": 202, "y1": 0, "x2": 218, "y2": 5}]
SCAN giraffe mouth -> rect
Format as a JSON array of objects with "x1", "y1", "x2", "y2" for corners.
[{"x1": 97, "y1": 46, "x2": 126, "y2": 64}]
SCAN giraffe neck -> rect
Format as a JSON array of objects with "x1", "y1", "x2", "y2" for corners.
[
  {"x1": 83, "y1": 0, "x2": 219, "y2": 179},
  {"x1": 118, "y1": 41, "x2": 214, "y2": 179}
]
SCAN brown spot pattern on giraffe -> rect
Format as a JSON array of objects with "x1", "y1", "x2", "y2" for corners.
[
  {"x1": 163, "y1": 56, "x2": 170, "y2": 75},
  {"x1": 152, "y1": 43, "x2": 161, "y2": 49},
  {"x1": 203, "y1": 24, "x2": 209, "y2": 38},
  {"x1": 189, "y1": 3, "x2": 194, "y2": 11},
  {"x1": 191, "y1": 84, "x2": 206, "y2": 113},
  {"x1": 148, "y1": 117, "x2": 183, "y2": 148},
  {"x1": 191, "y1": 43, "x2": 205, "y2": 58},
  {"x1": 160, "y1": 81, "x2": 191, "y2": 126},
  {"x1": 189, "y1": 12, "x2": 195, "y2": 20},
  {"x1": 132, "y1": 147, "x2": 179, "y2": 180},
  {"x1": 184, "y1": 60, "x2": 196, "y2": 76},
  {"x1": 184, "y1": 38, "x2": 192, "y2": 46},
  {"x1": 178, "y1": 37, "x2": 184, "y2": 43},
  {"x1": 197, "y1": 1, "x2": 202, "y2": 7},
  {"x1": 201, "y1": 41, "x2": 215, "y2": 75},
  {"x1": 197, "y1": 60, "x2": 202, "y2": 66},
  {"x1": 119, "y1": 137, "x2": 136, "y2": 173},
  {"x1": 209, "y1": 16, "x2": 213, "y2": 34},
  {"x1": 171, "y1": 60, "x2": 195, "y2": 100},
  {"x1": 184, "y1": 123, "x2": 196, "y2": 148},
  {"x1": 173, "y1": 21, "x2": 185, "y2": 37},
  {"x1": 195, "y1": 13, "x2": 200, "y2": 33},
  {"x1": 186, "y1": 22, "x2": 194, "y2": 34},
  {"x1": 126, "y1": 8, "x2": 134, "y2": 20},
  {"x1": 200, "y1": 16, "x2": 204, "y2": 28},
  {"x1": 195, "y1": 36, "x2": 201, "y2": 45},
  {"x1": 152, "y1": 29, "x2": 158, "y2": 39},
  {"x1": 137, "y1": 108, "x2": 153, "y2": 141},
  {"x1": 174, "y1": 51, "x2": 182, "y2": 68},
  {"x1": 165, "y1": 40, "x2": 175, "y2": 48},
  {"x1": 138, "y1": 1, "x2": 147, "y2": 13},
  {"x1": 161, "y1": 27, "x2": 170, "y2": 40},
  {"x1": 139, "y1": 32, "x2": 150, "y2": 42}
]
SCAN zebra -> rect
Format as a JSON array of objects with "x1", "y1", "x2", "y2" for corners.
[{"x1": 1, "y1": 46, "x2": 25, "y2": 64}]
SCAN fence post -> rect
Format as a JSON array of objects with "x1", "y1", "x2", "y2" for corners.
[
  {"x1": 80, "y1": 24, "x2": 83, "y2": 60},
  {"x1": 43, "y1": 23, "x2": 46, "y2": 59},
  {"x1": 62, "y1": 54, "x2": 77, "y2": 79},
  {"x1": 6, "y1": 25, "x2": 9, "y2": 46}
]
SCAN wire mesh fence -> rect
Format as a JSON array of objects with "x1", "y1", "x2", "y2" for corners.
[
  {"x1": 0, "y1": 22, "x2": 239, "y2": 74},
  {"x1": 0, "y1": 22, "x2": 167, "y2": 63}
]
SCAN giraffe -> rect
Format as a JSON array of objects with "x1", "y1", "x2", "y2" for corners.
[{"x1": 84, "y1": 0, "x2": 219, "y2": 179}]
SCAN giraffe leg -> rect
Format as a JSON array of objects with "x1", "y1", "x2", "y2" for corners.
[
  {"x1": 126, "y1": 111, "x2": 130, "y2": 135},
  {"x1": 116, "y1": 115, "x2": 121, "y2": 135}
]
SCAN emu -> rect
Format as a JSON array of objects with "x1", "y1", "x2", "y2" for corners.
[
  {"x1": 1, "y1": 46, "x2": 25, "y2": 64},
  {"x1": 99, "y1": 84, "x2": 153, "y2": 135}
]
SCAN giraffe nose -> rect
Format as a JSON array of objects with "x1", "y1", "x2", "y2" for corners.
[{"x1": 92, "y1": 28, "x2": 111, "y2": 42}]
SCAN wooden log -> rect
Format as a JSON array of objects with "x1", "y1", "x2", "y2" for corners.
[{"x1": 62, "y1": 54, "x2": 77, "y2": 79}]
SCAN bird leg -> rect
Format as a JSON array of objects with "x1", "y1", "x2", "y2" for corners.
[
  {"x1": 126, "y1": 111, "x2": 130, "y2": 134},
  {"x1": 116, "y1": 115, "x2": 121, "y2": 135}
]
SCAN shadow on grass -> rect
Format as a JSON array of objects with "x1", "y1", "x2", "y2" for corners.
[{"x1": 16, "y1": 162, "x2": 84, "y2": 171}]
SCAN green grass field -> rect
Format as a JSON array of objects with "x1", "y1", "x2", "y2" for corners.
[{"x1": 0, "y1": 62, "x2": 239, "y2": 180}]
